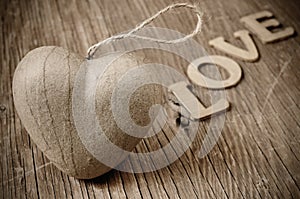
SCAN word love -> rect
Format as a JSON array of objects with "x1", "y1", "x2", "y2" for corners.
[{"x1": 169, "y1": 10, "x2": 295, "y2": 120}]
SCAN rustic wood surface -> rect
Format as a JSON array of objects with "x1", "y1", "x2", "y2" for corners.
[{"x1": 1, "y1": 0, "x2": 299, "y2": 198}]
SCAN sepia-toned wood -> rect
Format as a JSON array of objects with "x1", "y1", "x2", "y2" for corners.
[{"x1": 0, "y1": 0, "x2": 299, "y2": 198}]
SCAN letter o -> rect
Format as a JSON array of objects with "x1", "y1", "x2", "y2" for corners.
[{"x1": 187, "y1": 55, "x2": 242, "y2": 89}]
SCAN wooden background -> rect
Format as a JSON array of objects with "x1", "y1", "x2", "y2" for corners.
[{"x1": 1, "y1": 0, "x2": 299, "y2": 198}]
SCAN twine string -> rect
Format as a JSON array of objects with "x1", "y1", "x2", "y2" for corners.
[{"x1": 87, "y1": 3, "x2": 202, "y2": 59}]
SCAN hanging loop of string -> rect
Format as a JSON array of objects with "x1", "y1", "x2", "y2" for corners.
[{"x1": 87, "y1": 3, "x2": 203, "y2": 59}]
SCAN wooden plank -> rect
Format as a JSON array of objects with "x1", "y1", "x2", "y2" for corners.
[{"x1": 0, "y1": 0, "x2": 299, "y2": 198}]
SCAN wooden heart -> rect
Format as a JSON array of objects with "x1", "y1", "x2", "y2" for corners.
[{"x1": 13, "y1": 46, "x2": 164, "y2": 179}]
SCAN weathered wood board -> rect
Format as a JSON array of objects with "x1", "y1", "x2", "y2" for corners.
[{"x1": 0, "y1": 0, "x2": 299, "y2": 198}]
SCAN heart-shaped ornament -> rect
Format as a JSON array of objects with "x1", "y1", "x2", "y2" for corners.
[{"x1": 13, "y1": 46, "x2": 165, "y2": 179}]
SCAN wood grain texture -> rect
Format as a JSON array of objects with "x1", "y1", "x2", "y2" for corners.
[{"x1": 0, "y1": 0, "x2": 299, "y2": 198}]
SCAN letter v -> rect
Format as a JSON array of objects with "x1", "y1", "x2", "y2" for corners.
[{"x1": 209, "y1": 30, "x2": 259, "y2": 62}]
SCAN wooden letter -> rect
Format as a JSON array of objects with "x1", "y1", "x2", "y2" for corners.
[
  {"x1": 187, "y1": 55, "x2": 242, "y2": 89},
  {"x1": 209, "y1": 30, "x2": 259, "y2": 62},
  {"x1": 240, "y1": 11, "x2": 294, "y2": 43},
  {"x1": 169, "y1": 81, "x2": 230, "y2": 120}
]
